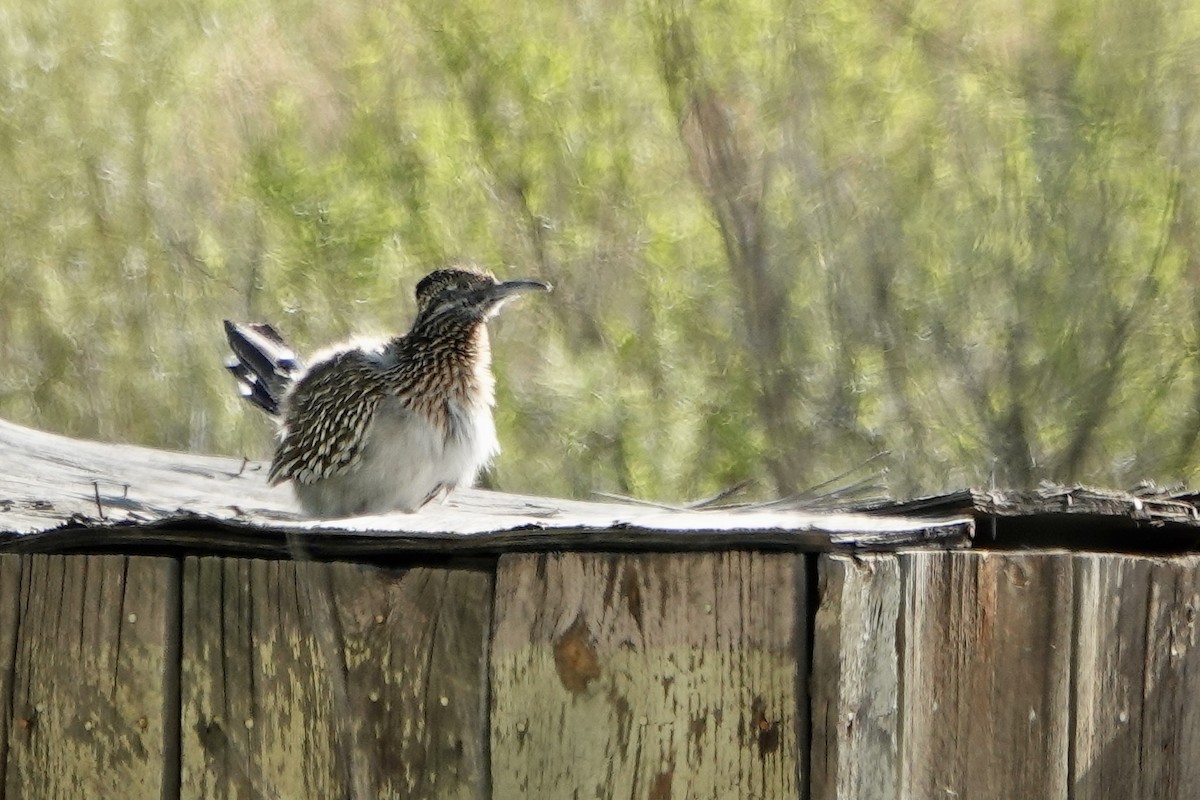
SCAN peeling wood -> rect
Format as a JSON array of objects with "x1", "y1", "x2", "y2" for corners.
[
  {"x1": 489, "y1": 552, "x2": 805, "y2": 799},
  {"x1": 179, "y1": 558, "x2": 490, "y2": 800},
  {"x1": 0, "y1": 554, "x2": 172, "y2": 799}
]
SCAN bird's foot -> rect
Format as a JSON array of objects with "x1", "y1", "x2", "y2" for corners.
[{"x1": 417, "y1": 482, "x2": 456, "y2": 510}]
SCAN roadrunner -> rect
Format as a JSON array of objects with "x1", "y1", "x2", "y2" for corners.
[{"x1": 225, "y1": 265, "x2": 550, "y2": 518}]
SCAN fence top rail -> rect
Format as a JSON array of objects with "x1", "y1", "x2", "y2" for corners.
[{"x1": 3, "y1": 420, "x2": 1198, "y2": 559}]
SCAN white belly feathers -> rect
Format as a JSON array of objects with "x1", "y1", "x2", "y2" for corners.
[{"x1": 290, "y1": 395, "x2": 498, "y2": 518}]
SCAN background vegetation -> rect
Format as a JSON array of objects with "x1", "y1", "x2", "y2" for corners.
[{"x1": 3, "y1": 0, "x2": 1200, "y2": 502}]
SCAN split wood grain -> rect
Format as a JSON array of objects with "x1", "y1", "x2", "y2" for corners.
[
  {"x1": 900, "y1": 551, "x2": 1073, "y2": 799},
  {"x1": 810, "y1": 554, "x2": 900, "y2": 800},
  {"x1": 0, "y1": 556, "x2": 19, "y2": 796},
  {"x1": 1072, "y1": 554, "x2": 1200, "y2": 799},
  {"x1": 0, "y1": 554, "x2": 172, "y2": 800},
  {"x1": 180, "y1": 558, "x2": 491, "y2": 800},
  {"x1": 490, "y1": 551, "x2": 805, "y2": 799},
  {"x1": 0, "y1": 419, "x2": 972, "y2": 555}
]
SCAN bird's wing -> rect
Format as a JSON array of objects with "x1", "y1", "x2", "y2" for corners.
[{"x1": 268, "y1": 348, "x2": 386, "y2": 486}]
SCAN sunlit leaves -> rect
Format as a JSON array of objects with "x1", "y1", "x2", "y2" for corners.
[{"x1": 4, "y1": 0, "x2": 1200, "y2": 500}]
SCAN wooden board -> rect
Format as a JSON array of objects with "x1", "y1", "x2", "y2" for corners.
[
  {"x1": 1072, "y1": 554, "x2": 1200, "y2": 799},
  {"x1": 853, "y1": 486, "x2": 1200, "y2": 528},
  {"x1": 0, "y1": 556, "x2": 22, "y2": 794},
  {"x1": 899, "y1": 551, "x2": 1073, "y2": 798},
  {"x1": 0, "y1": 418, "x2": 972, "y2": 555},
  {"x1": 810, "y1": 554, "x2": 901, "y2": 800},
  {"x1": 0, "y1": 554, "x2": 173, "y2": 800},
  {"x1": 3, "y1": 514, "x2": 973, "y2": 560},
  {"x1": 179, "y1": 557, "x2": 491, "y2": 800},
  {"x1": 489, "y1": 552, "x2": 805, "y2": 799}
]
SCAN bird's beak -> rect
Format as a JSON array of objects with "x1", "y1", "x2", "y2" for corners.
[
  {"x1": 492, "y1": 278, "x2": 552, "y2": 298},
  {"x1": 474, "y1": 278, "x2": 552, "y2": 315}
]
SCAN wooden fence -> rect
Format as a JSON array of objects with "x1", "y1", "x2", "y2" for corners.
[
  {"x1": 3, "y1": 549, "x2": 1200, "y2": 799},
  {"x1": 2, "y1": 420, "x2": 1200, "y2": 798}
]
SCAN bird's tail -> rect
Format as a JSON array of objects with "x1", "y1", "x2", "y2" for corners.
[{"x1": 223, "y1": 320, "x2": 302, "y2": 416}]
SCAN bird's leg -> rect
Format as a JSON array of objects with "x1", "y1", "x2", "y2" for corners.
[{"x1": 416, "y1": 482, "x2": 456, "y2": 510}]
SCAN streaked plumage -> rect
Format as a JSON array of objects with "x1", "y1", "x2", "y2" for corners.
[{"x1": 225, "y1": 265, "x2": 550, "y2": 518}]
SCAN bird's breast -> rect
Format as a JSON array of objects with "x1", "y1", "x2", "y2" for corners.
[{"x1": 444, "y1": 397, "x2": 500, "y2": 477}]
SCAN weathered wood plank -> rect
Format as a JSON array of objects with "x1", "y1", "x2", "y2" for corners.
[
  {"x1": 0, "y1": 556, "x2": 22, "y2": 795},
  {"x1": 0, "y1": 554, "x2": 172, "y2": 799},
  {"x1": 900, "y1": 551, "x2": 1073, "y2": 798},
  {"x1": 810, "y1": 554, "x2": 900, "y2": 800},
  {"x1": 0, "y1": 418, "x2": 972, "y2": 554},
  {"x1": 490, "y1": 552, "x2": 805, "y2": 799},
  {"x1": 852, "y1": 486, "x2": 1200, "y2": 528},
  {"x1": 3, "y1": 515, "x2": 973, "y2": 559},
  {"x1": 1073, "y1": 554, "x2": 1200, "y2": 799},
  {"x1": 179, "y1": 557, "x2": 491, "y2": 800}
]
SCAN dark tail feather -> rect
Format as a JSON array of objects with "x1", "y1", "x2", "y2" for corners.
[{"x1": 223, "y1": 320, "x2": 302, "y2": 416}]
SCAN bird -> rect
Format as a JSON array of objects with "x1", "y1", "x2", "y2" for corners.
[{"x1": 224, "y1": 265, "x2": 550, "y2": 518}]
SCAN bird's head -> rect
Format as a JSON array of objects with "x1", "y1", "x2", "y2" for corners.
[{"x1": 413, "y1": 264, "x2": 551, "y2": 326}]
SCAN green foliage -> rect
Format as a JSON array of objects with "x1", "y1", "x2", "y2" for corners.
[{"x1": 3, "y1": 0, "x2": 1200, "y2": 501}]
